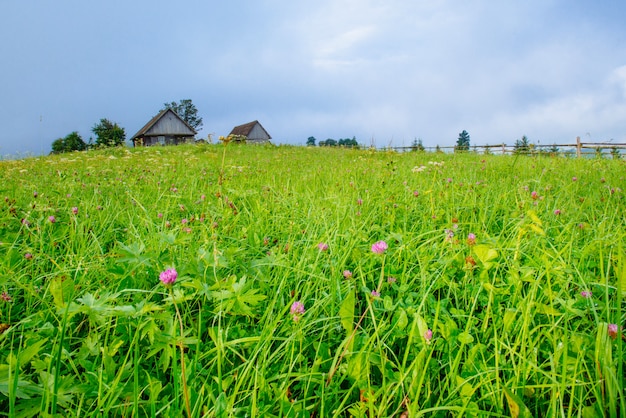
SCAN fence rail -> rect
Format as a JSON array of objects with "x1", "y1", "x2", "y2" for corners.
[{"x1": 389, "y1": 137, "x2": 626, "y2": 157}]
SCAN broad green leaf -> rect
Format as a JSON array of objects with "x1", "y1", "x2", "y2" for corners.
[
  {"x1": 339, "y1": 289, "x2": 355, "y2": 333},
  {"x1": 147, "y1": 376, "x2": 163, "y2": 406},
  {"x1": 116, "y1": 241, "x2": 152, "y2": 267},
  {"x1": 503, "y1": 386, "x2": 532, "y2": 418},
  {"x1": 215, "y1": 391, "x2": 228, "y2": 418},
  {"x1": 18, "y1": 338, "x2": 48, "y2": 366},
  {"x1": 456, "y1": 375, "x2": 475, "y2": 397},
  {"x1": 213, "y1": 276, "x2": 267, "y2": 317},
  {"x1": 133, "y1": 300, "x2": 165, "y2": 317},
  {"x1": 389, "y1": 232, "x2": 403, "y2": 244},
  {"x1": 233, "y1": 288, "x2": 266, "y2": 316},
  {"x1": 80, "y1": 332, "x2": 101, "y2": 357},
  {"x1": 473, "y1": 244, "x2": 498, "y2": 266},
  {"x1": 519, "y1": 267, "x2": 538, "y2": 283},
  {"x1": 231, "y1": 276, "x2": 247, "y2": 293},
  {"x1": 582, "y1": 403, "x2": 601, "y2": 418},
  {"x1": 440, "y1": 316, "x2": 459, "y2": 340},
  {"x1": 67, "y1": 292, "x2": 123, "y2": 324},
  {"x1": 159, "y1": 232, "x2": 177, "y2": 245},
  {"x1": 482, "y1": 282, "x2": 509, "y2": 295},
  {"x1": 49, "y1": 277, "x2": 74, "y2": 308},
  {"x1": 534, "y1": 302, "x2": 562, "y2": 316},
  {"x1": 38, "y1": 370, "x2": 78, "y2": 407},
  {"x1": 525, "y1": 210, "x2": 545, "y2": 235},
  {"x1": 503, "y1": 309, "x2": 517, "y2": 332},
  {"x1": 526, "y1": 210, "x2": 542, "y2": 226},
  {"x1": 458, "y1": 331, "x2": 474, "y2": 345},
  {"x1": 112, "y1": 305, "x2": 135, "y2": 317},
  {"x1": 528, "y1": 223, "x2": 545, "y2": 236},
  {"x1": 483, "y1": 282, "x2": 496, "y2": 292},
  {"x1": 347, "y1": 351, "x2": 368, "y2": 383},
  {"x1": 383, "y1": 295, "x2": 394, "y2": 310},
  {"x1": 141, "y1": 320, "x2": 160, "y2": 345},
  {"x1": 415, "y1": 314, "x2": 429, "y2": 339},
  {"x1": 394, "y1": 308, "x2": 408, "y2": 331},
  {"x1": 0, "y1": 364, "x2": 40, "y2": 399}
]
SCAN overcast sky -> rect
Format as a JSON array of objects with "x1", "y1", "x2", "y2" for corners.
[{"x1": 1, "y1": 1, "x2": 625, "y2": 157}]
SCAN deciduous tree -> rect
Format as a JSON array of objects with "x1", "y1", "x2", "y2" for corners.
[
  {"x1": 319, "y1": 138, "x2": 338, "y2": 147},
  {"x1": 162, "y1": 99, "x2": 203, "y2": 130},
  {"x1": 338, "y1": 137, "x2": 359, "y2": 147},
  {"x1": 50, "y1": 131, "x2": 87, "y2": 154},
  {"x1": 92, "y1": 119, "x2": 126, "y2": 147}
]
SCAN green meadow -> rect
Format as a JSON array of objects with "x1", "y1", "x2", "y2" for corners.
[{"x1": 0, "y1": 144, "x2": 624, "y2": 417}]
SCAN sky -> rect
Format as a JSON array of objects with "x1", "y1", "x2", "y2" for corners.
[{"x1": 1, "y1": 0, "x2": 626, "y2": 157}]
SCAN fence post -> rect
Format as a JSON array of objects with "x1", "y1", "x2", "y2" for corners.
[
  {"x1": 502, "y1": 143, "x2": 505, "y2": 154},
  {"x1": 576, "y1": 136, "x2": 581, "y2": 158}
]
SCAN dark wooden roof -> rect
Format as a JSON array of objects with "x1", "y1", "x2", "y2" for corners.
[
  {"x1": 229, "y1": 120, "x2": 271, "y2": 139},
  {"x1": 132, "y1": 109, "x2": 197, "y2": 139}
]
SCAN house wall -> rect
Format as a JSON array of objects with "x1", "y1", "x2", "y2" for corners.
[
  {"x1": 136, "y1": 135, "x2": 191, "y2": 146},
  {"x1": 146, "y1": 112, "x2": 195, "y2": 136},
  {"x1": 248, "y1": 124, "x2": 270, "y2": 141}
]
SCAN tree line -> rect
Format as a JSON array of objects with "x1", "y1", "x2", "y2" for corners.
[
  {"x1": 51, "y1": 119, "x2": 125, "y2": 154},
  {"x1": 304, "y1": 131, "x2": 471, "y2": 151},
  {"x1": 51, "y1": 99, "x2": 202, "y2": 154},
  {"x1": 306, "y1": 136, "x2": 360, "y2": 147}
]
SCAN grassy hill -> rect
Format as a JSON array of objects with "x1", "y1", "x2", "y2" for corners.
[{"x1": 0, "y1": 144, "x2": 624, "y2": 416}]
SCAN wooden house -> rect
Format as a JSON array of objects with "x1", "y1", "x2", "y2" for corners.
[
  {"x1": 228, "y1": 120, "x2": 271, "y2": 144},
  {"x1": 132, "y1": 109, "x2": 197, "y2": 147}
]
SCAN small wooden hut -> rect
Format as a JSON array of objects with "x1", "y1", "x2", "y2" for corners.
[
  {"x1": 228, "y1": 120, "x2": 271, "y2": 144},
  {"x1": 132, "y1": 109, "x2": 197, "y2": 147}
]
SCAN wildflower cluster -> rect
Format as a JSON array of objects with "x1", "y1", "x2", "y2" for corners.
[
  {"x1": 371, "y1": 240, "x2": 388, "y2": 254},
  {"x1": 290, "y1": 301, "x2": 305, "y2": 322},
  {"x1": 159, "y1": 268, "x2": 178, "y2": 287}
]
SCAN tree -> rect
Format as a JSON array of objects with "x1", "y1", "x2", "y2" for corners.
[
  {"x1": 162, "y1": 99, "x2": 203, "y2": 130},
  {"x1": 549, "y1": 144, "x2": 559, "y2": 156},
  {"x1": 320, "y1": 138, "x2": 337, "y2": 147},
  {"x1": 455, "y1": 130, "x2": 470, "y2": 152},
  {"x1": 50, "y1": 131, "x2": 87, "y2": 154},
  {"x1": 594, "y1": 147, "x2": 603, "y2": 159},
  {"x1": 92, "y1": 119, "x2": 126, "y2": 147},
  {"x1": 338, "y1": 137, "x2": 358, "y2": 147},
  {"x1": 65, "y1": 131, "x2": 87, "y2": 151},
  {"x1": 411, "y1": 138, "x2": 425, "y2": 152},
  {"x1": 610, "y1": 146, "x2": 621, "y2": 160},
  {"x1": 513, "y1": 135, "x2": 531, "y2": 155},
  {"x1": 51, "y1": 138, "x2": 66, "y2": 154},
  {"x1": 306, "y1": 136, "x2": 316, "y2": 146}
]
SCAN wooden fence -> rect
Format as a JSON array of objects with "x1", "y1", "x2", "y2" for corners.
[{"x1": 389, "y1": 137, "x2": 626, "y2": 157}]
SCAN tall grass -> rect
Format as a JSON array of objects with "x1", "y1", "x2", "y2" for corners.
[{"x1": 0, "y1": 144, "x2": 624, "y2": 416}]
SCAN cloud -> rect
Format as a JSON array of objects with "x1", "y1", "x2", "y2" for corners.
[
  {"x1": 481, "y1": 64, "x2": 626, "y2": 143},
  {"x1": 312, "y1": 25, "x2": 378, "y2": 71},
  {"x1": 2, "y1": 1, "x2": 626, "y2": 156},
  {"x1": 610, "y1": 65, "x2": 626, "y2": 99}
]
